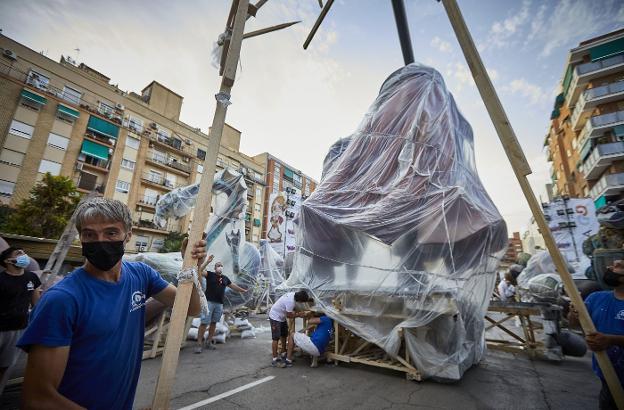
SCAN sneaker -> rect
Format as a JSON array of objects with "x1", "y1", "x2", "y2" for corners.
[
  {"x1": 284, "y1": 359, "x2": 293, "y2": 368},
  {"x1": 271, "y1": 357, "x2": 282, "y2": 367},
  {"x1": 194, "y1": 346, "x2": 202, "y2": 354},
  {"x1": 280, "y1": 352, "x2": 287, "y2": 360}
]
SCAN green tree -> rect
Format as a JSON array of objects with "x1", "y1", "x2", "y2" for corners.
[
  {"x1": 160, "y1": 231, "x2": 187, "y2": 253},
  {"x1": 0, "y1": 204, "x2": 14, "y2": 231},
  {"x1": 4, "y1": 173, "x2": 80, "y2": 239}
]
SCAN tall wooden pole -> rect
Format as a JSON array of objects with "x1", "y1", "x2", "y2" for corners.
[
  {"x1": 441, "y1": 0, "x2": 624, "y2": 406},
  {"x1": 391, "y1": 0, "x2": 415, "y2": 65},
  {"x1": 151, "y1": 0, "x2": 250, "y2": 408}
]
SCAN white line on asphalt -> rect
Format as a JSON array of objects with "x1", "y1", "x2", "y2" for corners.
[{"x1": 177, "y1": 375, "x2": 276, "y2": 410}]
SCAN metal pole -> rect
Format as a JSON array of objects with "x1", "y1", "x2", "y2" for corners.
[{"x1": 391, "y1": 0, "x2": 415, "y2": 65}]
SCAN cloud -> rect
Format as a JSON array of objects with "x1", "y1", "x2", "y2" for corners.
[
  {"x1": 483, "y1": 0, "x2": 531, "y2": 50},
  {"x1": 502, "y1": 78, "x2": 549, "y2": 105},
  {"x1": 430, "y1": 36, "x2": 452, "y2": 53},
  {"x1": 526, "y1": 0, "x2": 624, "y2": 57}
]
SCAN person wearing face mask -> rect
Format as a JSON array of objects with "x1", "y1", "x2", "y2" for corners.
[
  {"x1": 195, "y1": 261, "x2": 247, "y2": 353},
  {"x1": 16, "y1": 198, "x2": 207, "y2": 410},
  {"x1": 569, "y1": 260, "x2": 624, "y2": 410},
  {"x1": 0, "y1": 247, "x2": 41, "y2": 395}
]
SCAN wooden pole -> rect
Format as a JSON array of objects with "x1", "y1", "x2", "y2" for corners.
[
  {"x1": 441, "y1": 0, "x2": 624, "y2": 406},
  {"x1": 243, "y1": 21, "x2": 300, "y2": 40},
  {"x1": 150, "y1": 0, "x2": 250, "y2": 408}
]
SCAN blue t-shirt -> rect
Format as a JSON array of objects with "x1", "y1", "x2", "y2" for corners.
[
  {"x1": 18, "y1": 261, "x2": 169, "y2": 410},
  {"x1": 310, "y1": 316, "x2": 333, "y2": 355},
  {"x1": 585, "y1": 290, "x2": 624, "y2": 384}
]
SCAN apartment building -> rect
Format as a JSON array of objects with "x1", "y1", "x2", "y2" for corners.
[
  {"x1": 546, "y1": 29, "x2": 624, "y2": 207},
  {"x1": 0, "y1": 34, "x2": 265, "y2": 252},
  {"x1": 252, "y1": 152, "x2": 317, "y2": 239}
]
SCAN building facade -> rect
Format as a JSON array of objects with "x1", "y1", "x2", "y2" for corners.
[
  {"x1": 546, "y1": 29, "x2": 624, "y2": 207},
  {"x1": 0, "y1": 35, "x2": 265, "y2": 252},
  {"x1": 252, "y1": 152, "x2": 317, "y2": 239}
]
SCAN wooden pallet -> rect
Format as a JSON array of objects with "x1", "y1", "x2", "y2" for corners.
[
  {"x1": 485, "y1": 301, "x2": 551, "y2": 357},
  {"x1": 142, "y1": 311, "x2": 193, "y2": 360},
  {"x1": 326, "y1": 322, "x2": 422, "y2": 381}
]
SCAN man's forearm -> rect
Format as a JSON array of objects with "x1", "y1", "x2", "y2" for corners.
[
  {"x1": 23, "y1": 387, "x2": 85, "y2": 410},
  {"x1": 609, "y1": 335, "x2": 624, "y2": 346},
  {"x1": 188, "y1": 283, "x2": 201, "y2": 316}
]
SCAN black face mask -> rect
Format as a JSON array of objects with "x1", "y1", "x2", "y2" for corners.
[
  {"x1": 603, "y1": 268, "x2": 623, "y2": 287},
  {"x1": 82, "y1": 240, "x2": 125, "y2": 271}
]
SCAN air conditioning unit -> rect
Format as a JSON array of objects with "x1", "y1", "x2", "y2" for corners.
[
  {"x1": 150, "y1": 122, "x2": 157, "y2": 130},
  {"x1": 115, "y1": 103, "x2": 125, "y2": 110},
  {"x1": 75, "y1": 163, "x2": 84, "y2": 171},
  {"x1": 3, "y1": 49, "x2": 17, "y2": 60},
  {"x1": 185, "y1": 139, "x2": 192, "y2": 145}
]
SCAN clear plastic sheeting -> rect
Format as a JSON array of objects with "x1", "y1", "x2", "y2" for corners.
[
  {"x1": 516, "y1": 250, "x2": 573, "y2": 302},
  {"x1": 252, "y1": 240, "x2": 286, "y2": 309},
  {"x1": 285, "y1": 63, "x2": 508, "y2": 381},
  {"x1": 146, "y1": 169, "x2": 261, "y2": 309}
]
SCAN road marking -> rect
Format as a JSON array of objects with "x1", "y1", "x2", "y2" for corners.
[{"x1": 177, "y1": 375, "x2": 275, "y2": 410}]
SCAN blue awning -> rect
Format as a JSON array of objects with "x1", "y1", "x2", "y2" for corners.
[
  {"x1": 81, "y1": 140, "x2": 109, "y2": 161},
  {"x1": 57, "y1": 104, "x2": 80, "y2": 119},
  {"x1": 87, "y1": 115, "x2": 119, "y2": 139},
  {"x1": 21, "y1": 89, "x2": 47, "y2": 105}
]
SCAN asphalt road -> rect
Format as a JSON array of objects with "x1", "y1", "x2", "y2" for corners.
[{"x1": 133, "y1": 315, "x2": 600, "y2": 410}]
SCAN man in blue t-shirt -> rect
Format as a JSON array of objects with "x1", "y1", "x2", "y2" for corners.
[
  {"x1": 17, "y1": 198, "x2": 206, "y2": 410},
  {"x1": 569, "y1": 260, "x2": 624, "y2": 410},
  {"x1": 293, "y1": 314, "x2": 334, "y2": 364}
]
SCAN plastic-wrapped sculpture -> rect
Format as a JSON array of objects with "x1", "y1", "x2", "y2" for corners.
[
  {"x1": 128, "y1": 169, "x2": 260, "y2": 308},
  {"x1": 285, "y1": 63, "x2": 508, "y2": 380}
]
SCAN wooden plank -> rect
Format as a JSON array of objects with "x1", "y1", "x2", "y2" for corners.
[
  {"x1": 441, "y1": 0, "x2": 624, "y2": 405},
  {"x1": 150, "y1": 1, "x2": 250, "y2": 408},
  {"x1": 150, "y1": 312, "x2": 167, "y2": 359},
  {"x1": 484, "y1": 316, "x2": 526, "y2": 344},
  {"x1": 487, "y1": 306, "x2": 541, "y2": 315},
  {"x1": 243, "y1": 21, "x2": 300, "y2": 40},
  {"x1": 484, "y1": 314, "x2": 514, "y2": 331}
]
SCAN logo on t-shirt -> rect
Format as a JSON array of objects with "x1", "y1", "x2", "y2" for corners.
[
  {"x1": 616, "y1": 310, "x2": 624, "y2": 321},
  {"x1": 130, "y1": 291, "x2": 146, "y2": 312},
  {"x1": 26, "y1": 281, "x2": 34, "y2": 291}
]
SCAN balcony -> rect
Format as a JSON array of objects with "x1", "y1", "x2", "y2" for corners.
[
  {"x1": 140, "y1": 172, "x2": 179, "y2": 191},
  {"x1": 137, "y1": 195, "x2": 159, "y2": 209},
  {"x1": 590, "y1": 172, "x2": 624, "y2": 199},
  {"x1": 567, "y1": 54, "x2": 624, "y2": 106},
  {"x1": 577, "y1": 109, "x2": 624, "y2": 146},
  {"x1": 133, "y1": 218, "x2": 180, "y2": 234},
  {"x1": 579, "y1": 142, "x2": 624, "y2": 180},
  {"x1": 147, "y1": 132, "x2": 189, "y2": 156},
  {"x1": 146, "y1": 150, "x2": 192, "y2": 175},
  {"x1": 571, "y1": 81, "x2": 624, "y2": 130},
  {"x1": 78, "y1": 155, "x2": 110, "y2": 173},
  {"x1": 84, "y1": 131, "x2": 115, "y2": 147},
  {"x1": 76, "y1": 172, "x2": 105, "y2": 194}
]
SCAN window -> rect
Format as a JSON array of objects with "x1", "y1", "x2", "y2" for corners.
[
  {"x1": 157, "y1": 128, "x2": 169, "y2": 140},
  {"x1": 0, "y1": 149, "x2": 24, "y2": 166},
  {"x1": 47, "y1": 133, "x2": 69, "y2": 150},
  {"x1": 128, "y1": 116, "x2": 143, "y2": 133},
  {"x1": 197, "y1": 164, "x2": 204, "y2": 174},
  {"x1": 98, "y1": 101, "x2": 115, "y2": 117},
  {"x1": 255, "y1": 171, "x2": 263, "y2": 182},
  {"x1": 151, "y1": 239, "x2": 164, "y2": 251},
  {"x1": 148, "y1": 170, "x2": 162, "y2": 183},
  {"x1": 165, "y1": 174, "x2": 176, "y2": 188},
  {"x1": 197, "y1": 149, "x2": 206, "y2": 161},
  {"x1": 126, "y1": 136, "x2": 140, "y2": 150},
  {"x1": 121, "y1": 158, "x2": 135, "y2": 171},
  {"x1": 8, "y1": 120, "x2": 34, "y2": 139},
  {"x1": 255, "y1": 187, "x2": 262, "y2": 198},
  {"x1": 0, "y1": 180, "x2": 15, "y2": 196},
  {"x1": 115, "y1": 180, "x2": 130, "y2": 193},
  {"x1": 26, "y1": 70, "x2": 50, "y2": 90},
  {"x1": 252, "y1": 234, "x2": 259, "y2": 242},
  {"x1": 254, "y1": 203, "x2": 261, "y2": 212},
  {"x1": 61, "y1": 86, "x2": 82, "y2": 105},
  {"x1": 135, "y1": 235, "x2": 149, "y2": 252},
  {"x1": 38, "y1": 160, "x2": 62, "y2": 175}
]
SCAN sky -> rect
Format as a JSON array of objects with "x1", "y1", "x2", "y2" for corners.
[{"x1": 1, "y1": 0, "x2": 624, "y2": 233}]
